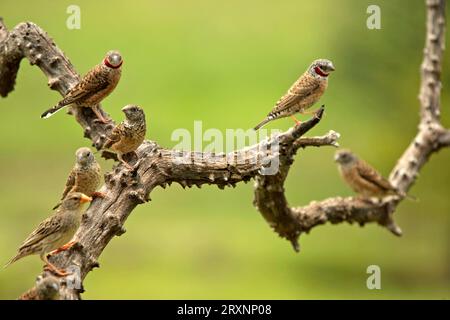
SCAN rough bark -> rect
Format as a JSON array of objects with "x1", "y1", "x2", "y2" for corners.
[
  {"x1": 255, "y1": 0, "x2": 448, "y2": 251},
  {"x1": 0, "y1": 0, "x2": 447, "y2": 299}
]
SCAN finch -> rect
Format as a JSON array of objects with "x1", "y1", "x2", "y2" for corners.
[
  {"x1": 254, "y1": 59, "x2": 335, "y2": 130},
  {"x1": 53, "y1": 147, "x2": 102, "y2": 209},
  {"x1": 334, "y1": 149, "x2": 404, "y2": 198},
  {"x1": 41, "y1": 50, "x2": 123, "y2": 123},
  {"x1": 5, "y1": 192, "x2": 92, "y2": 276},
  {"x1": 103, "y1": 105, "x2": 146, "y2": 169}
]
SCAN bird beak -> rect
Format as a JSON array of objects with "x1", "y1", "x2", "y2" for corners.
[
  {"x1": 334, "y1": 154, "x2": 340, "y2": 162},
  {"x1": 329, "y1": 64, "x2": 335, "y2": 72},
  {"x1": 80, "y1": 194, "x2": 93, "y2": 203}
]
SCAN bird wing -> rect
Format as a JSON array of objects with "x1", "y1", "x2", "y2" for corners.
[
  {"x1": 60, "y1": 169, "x2": 77, "y2": 200},
  {"x1": 58, "y1": 68, "x2": 110, "y2": 107},
  {"x1": 356, "y1": 161, "x2": 394, "y2": 192},
  {"x1": 269, "y1": 76, "x2": 319, "y2": 116},
  {"x1": 19, "y1": 215, "x2": 62, "y2": 250},
  {"x1": 103, "y1": 122, "x2": 125, "y2": 149}
]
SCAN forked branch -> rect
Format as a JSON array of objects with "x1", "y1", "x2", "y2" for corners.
[{"x1": 0, "y1": 0, "x2": 447, "y2": 300}]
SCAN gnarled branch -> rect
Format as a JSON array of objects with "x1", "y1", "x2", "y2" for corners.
[
  {"x1": 254, "y1": 0, "x2": 448, "y2": 251},
  {"x1": 0, "y1": 18, "x2": 336, "y2": 299}
]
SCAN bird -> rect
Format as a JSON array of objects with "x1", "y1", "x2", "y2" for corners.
[
  {"x1": 53, "y1": 147, "x2": 103, "y2": 210},
  {"x1": 334, "y1": 149, "x2": 406, "y2": 198},
  {"x1": 5, "y1": 192, "x2": 92, "y2": 276},
  {"x1": 41, "y1": 50, "x2": 123, "y2": 123},
  {"x1": 254, "y1": 59, "x2": 335, "y2": 130},
  {"x1": 103, "y1": 104, "x2": 146, "y2": 169}
]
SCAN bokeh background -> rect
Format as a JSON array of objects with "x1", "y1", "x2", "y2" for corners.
[{"x1": 0, "y1": 0, "x2": 449, "y2": 299}]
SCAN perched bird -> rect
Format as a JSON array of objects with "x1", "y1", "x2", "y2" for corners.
[
  {"x1": 103, "y1": 105, "x2": 146, "y2": 169},
  {"x1": 5, "y1": 192, "x2": 92, "y2": 276},
  {"x1": 53, "y1": 147, "x2": 102, "y2": 210},
  {"x1": 41, "y1": 50, "x2": 123, "y2": 123},
  {"x1": 334, "y1": 149, "x2": 404, "y2": 198},
  {"x1": 254, "y1": 59, "x2": 335, "y2": 130}
]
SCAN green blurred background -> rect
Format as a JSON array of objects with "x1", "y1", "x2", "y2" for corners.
[{"x1": 0, "y1": 0, "x2": 449, "y2": 299}]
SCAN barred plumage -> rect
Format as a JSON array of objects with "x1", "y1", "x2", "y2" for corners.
[
  {"x1": 254, "y1": 59, "x2": 335, "y2": 130},
  {"x1": 335, "y1": 149, "x2": 405, "y2": 198},
  {"x1": 104, "y1": 105, "x2": 147, "y2": 169},
  {"x1": 41, "y1": 50, "x2": 123, "y2": 123}
]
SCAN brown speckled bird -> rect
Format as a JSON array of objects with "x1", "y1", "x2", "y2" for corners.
[
  {"x1": 18, "y1": 276, "x2": 60, "y2": 300},
  {"x1": 335, "y1": 149, "x2": 403, "y2": 198},
  {"x1": 41, "y1": 50, "x2": 123, "y2": 123},
  {"x1": 53, "y1": 147, "x2": 102, "y2": 210},
  {"x1": 104, "y1": 105, "x2": 146, "y2": 169},
  {"x1": 5, "y1": 193, "x2": 92, "y2": 276},
  {"x1": 254, "y1": 59, "x2": 335, "y2": 130}
]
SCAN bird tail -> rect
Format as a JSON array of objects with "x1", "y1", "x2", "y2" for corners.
[
  {"x1": 41, "y1": 104, "x2": 67, "y2": 119},
  {"x1": 4, "y1": 252, "x2": 24, "y2": 269},
  {"x1": 254, "y1": 118, "x2": 271, "y2": 131}
]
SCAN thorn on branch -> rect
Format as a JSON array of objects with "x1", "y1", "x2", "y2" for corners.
[
  {"x1": 179, "y1": 180, "x2": 187, "y2": 188},
  {"x1": 386, "y1": 222, "x2": 403, "y2": 237}
]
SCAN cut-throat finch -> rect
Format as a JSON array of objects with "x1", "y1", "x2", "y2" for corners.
[
  {"x1": 5, "y1": 192, "x2": 92, "y2": 276},
  {"x1": 254, "y1": 59, "x2": 335, "y2": 130},
  {"x1": 41, "y1": 50, "x2": 123, "y2": 123}
]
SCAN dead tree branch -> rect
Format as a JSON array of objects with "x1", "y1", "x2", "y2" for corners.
[
  {"x1": 0, "y1": 0, "x2": 447, "y2": 299},
  {"x1": 254, "y1": 0, "x2": 448, "y2": 251}
]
